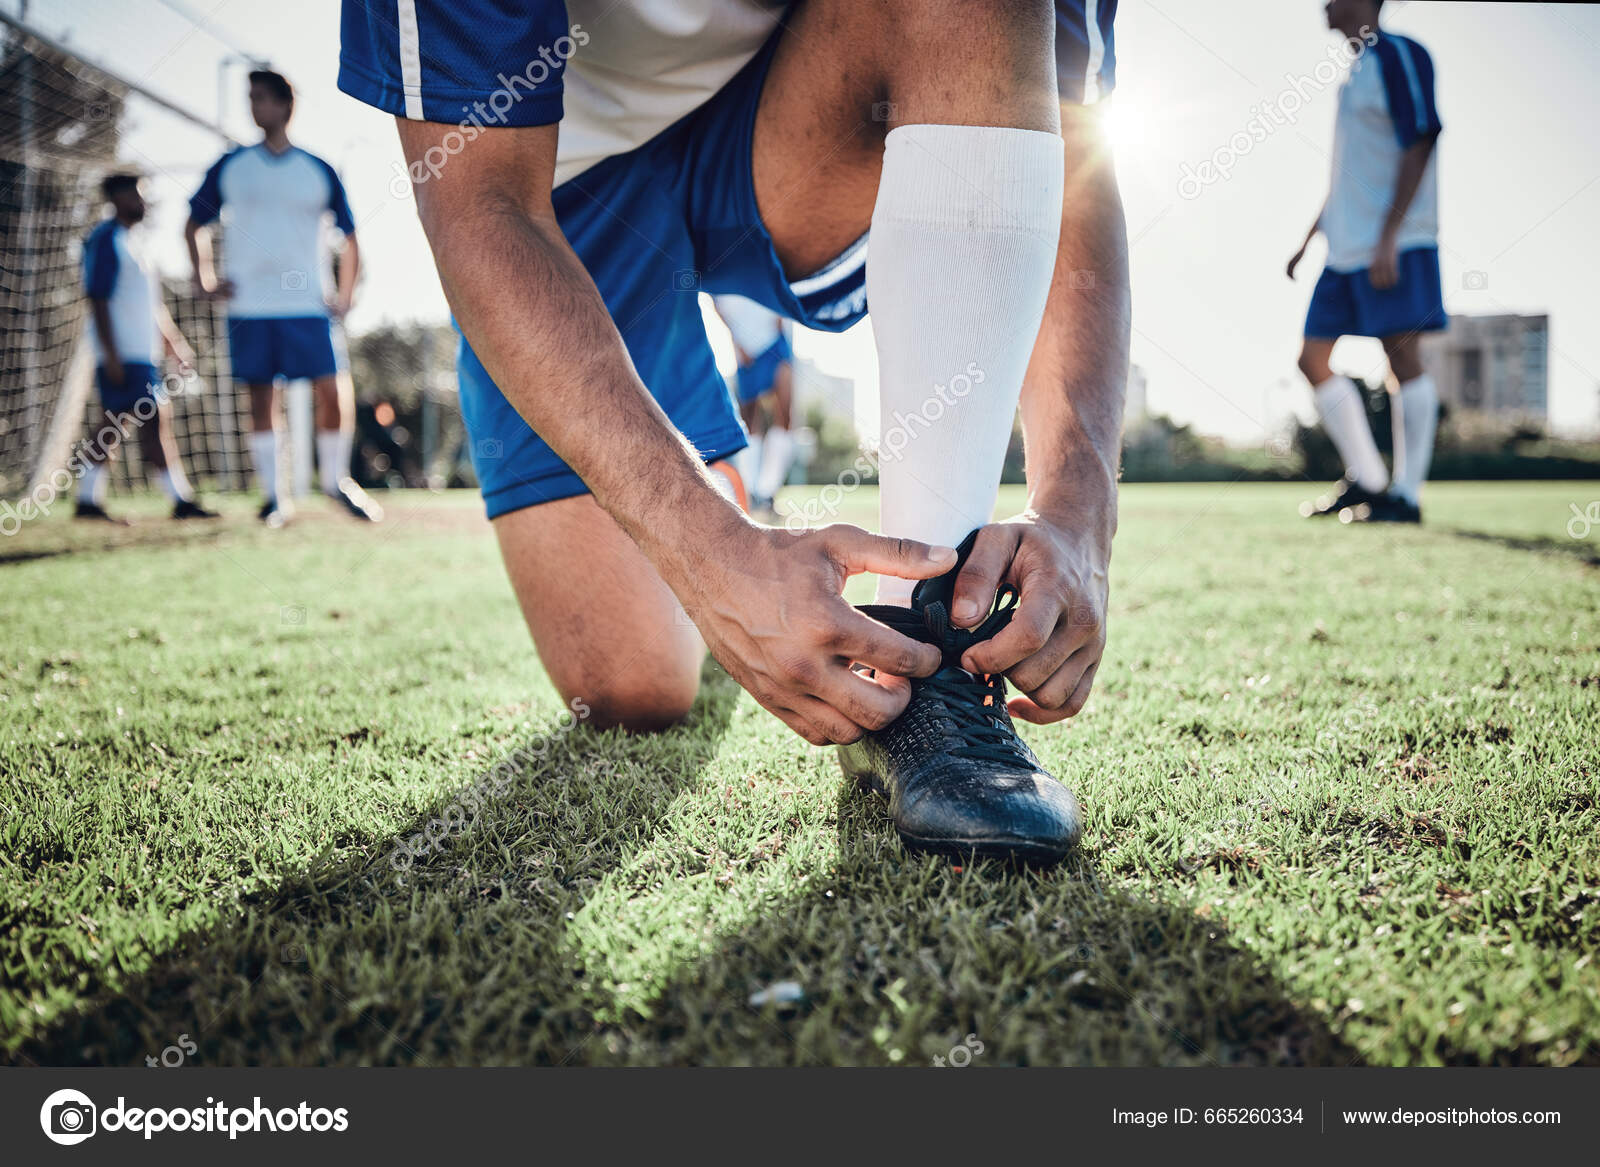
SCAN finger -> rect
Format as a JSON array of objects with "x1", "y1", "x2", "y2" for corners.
[
  {"x1": 811, "y1": 664, "x2": 913, "y2": 733},
  {"x1": 771, "y1": 704, "x2": 832, "y2": 746},
  {"x1": 962, "y1": 589, "x2": 1061, "y2": 676},
  {"x1": 791, "y1": 693, "x2": 869, "y2": 745},
  {"x1": 1025, "y1": 642, "x2": 1099, "y2": 711},
  {"x1": 833, "y1": 606, "x2": 942, "y2": 677},
  {"x1": 1000, "y1": 620, "x2": 1083, "y2": 694},
  {"x1": 1011, "y1": 658, "x2": 1100, "y2": 724},
  {"x1": 950, "y1": 526, "x2": 1018, "y2": 627},
  {"x1": 823, "y1": 525, "x2": 955, "y2": 582}
]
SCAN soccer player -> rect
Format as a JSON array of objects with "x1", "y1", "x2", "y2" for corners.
[
  {"x1": 340, "y1": 0, "x2": 1125, "y2": 863},
  {"x1": 77, "y1": 173, "x2": 219, "y2": 524},
  {"x1": 185, "y1": 69, "x2": 381, "y2": 527},
  {"x1": 1289, "y1": 0, "x2": 1445, "y2": 524},
  {"x1": 713, "y1": 294, "x2": 795, "y2": 518}
]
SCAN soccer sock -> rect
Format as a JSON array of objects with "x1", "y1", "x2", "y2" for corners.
[
  {"x1": 868, "y1": 123, "x2": 1063, "y2": 604},
  {"x1": 316, "y1": 430, "x2": 344, "y2": 495},
  {"x1": 756, "y1": 425, "x2": 794, "y2": 501},
  {"x1": 248, "y1": 430, "x2": 280, "y2": 502},
  {"x1": 739, "y1": 433, "x2": 764, "y2": 498},
  {"x1": 155, "y1": 466, "x2": 193, "y2": 503},
  {"x1": 79, "y1": 463, "x2": 106, "y2": 505},
  {"x1": 1313, "y1": 375, "x2": 1388, "y2": 493},
  {"x1": 1390, "y1": 373, "x2": 1438, "y2": 506}
]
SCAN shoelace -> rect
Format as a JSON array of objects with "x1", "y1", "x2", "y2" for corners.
[{"x1": 858, "y1": 588, "x2": 1034, "y2": 766}]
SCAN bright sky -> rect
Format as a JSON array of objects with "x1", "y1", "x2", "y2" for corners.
[{"x1": 21, "y1": 0, "x2": 1600, "y2": 438}]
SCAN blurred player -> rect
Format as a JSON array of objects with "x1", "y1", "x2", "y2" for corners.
[
  {"x1": 185, "y1": 69, "x2": 381, "y2": 527},
  {"x1": 78, "y1": 173, "x2": 219, "y2": 524},
  {"x1": 1289, "y1": 0, "x2": 1444, "y2": 523},
  {"x1": 714, "y1": 294, "x2": 794, "y2": 518},
  {"x1": 342, "y1": 0, "x2": 1125, "y2": 864}
]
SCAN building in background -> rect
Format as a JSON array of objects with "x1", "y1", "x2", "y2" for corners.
[
  {"x1": 1422, "y1": 313, "x2": 1549, "y2": 423},
  {"x1": 1123, "y1": 363, "x2": 1150, "y2": 436}
]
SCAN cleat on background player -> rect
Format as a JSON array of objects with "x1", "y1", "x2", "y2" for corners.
[
  {"x1": 258, "y1": 498, "x2": 286, "y2": 528},
  {"x1": 74, "y1": 500, "x2": 130, "y2": 526},
  {"x1": 327, "y1": 478, "x2": 383, "y2": 522},
  {"x1": 838, "y1": 533, "x2": 1083, "y2": 865},
  {"x1": 172, "y1": 498, "x2": 221, "y2": 520},
  {"x1": 1345, "y1": 492, "x2": 1422, "y2": 524},
  {"x1": 1300, "y1": 478, "x2": 1383, "y2": 519}
]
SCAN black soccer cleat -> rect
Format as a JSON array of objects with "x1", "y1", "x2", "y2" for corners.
[
  {"x1": 74, "y1": 501, "x2": 130, "y2": 526},
  {"x1": 258, "y1": 498, "x2": 286, "y2": 529},
  {"x1": 1344, "y1": 492, "x2": 1422, "y2": 524},
  {"x1": 172, "y1": 498, "x2": 221, "y2": 520},
  {"x1": 1300, "y1": 479, "x2": 1384, "y2": 519},
  {"x1": 327, "y1": 479, "x2": 383, "y2": 522},
  {"x1": 838, "y1": 532, "x2": 1082, "y2": 865}
]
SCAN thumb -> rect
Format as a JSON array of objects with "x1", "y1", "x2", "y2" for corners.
[{"x1": 823, "y1": 525, "x2": 956, "y2": 581}]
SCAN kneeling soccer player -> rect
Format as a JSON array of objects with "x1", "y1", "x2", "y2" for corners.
[{"x1": 340, "y1": 0, "x2": 1127, "y2": 863}]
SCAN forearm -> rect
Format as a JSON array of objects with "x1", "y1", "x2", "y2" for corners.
[
  {"x1": 338, "y1": 235, "x2": 360, "y2": 302},
  {"x1": 1383, "y1": 137, "x2": 1436, "y2": 234},
  {"x1": 89, "y1": 301, "x2": 120, "y2": 366},
  {"x1": 428, "y1": 197, "x2": 742, "y2": 569},
  {"x1": 184, "y1": 221, "x2": 213, "y2": 288},
  {"x1": 1018, "y1": 108, "x2": 1128, "y2": 544}
]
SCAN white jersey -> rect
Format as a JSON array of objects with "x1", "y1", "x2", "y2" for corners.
[
  {"x1": 1323, "y1": 32, "x2": 1443, "y2": 272},
  {"x1": 188, "y1": 144, "x2": 358, "y2": 318},
  {"x1": 81, "y1": 219, "x2": 160, "y2": 365}
]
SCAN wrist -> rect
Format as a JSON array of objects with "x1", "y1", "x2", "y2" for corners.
[{"x1": 1028, "y1": 468, "x2": 1119, "y2": 547}]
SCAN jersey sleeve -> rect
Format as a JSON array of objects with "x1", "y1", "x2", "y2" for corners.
[
  {"x1": 188, "y1": 151, "x2": 232, "y2": 226},
  {"x1": 1056, "y1": 0, "x2": 1117, "y2": 104},
  {"x1": 339, "y1": 0, "x2": 573, "y2": 127},
  {"x1": 1374, "y1": 35, "x2": 1442, "y2": 148},
  {"x1": 82, "y1": 224, "x2": 118, "y2": 299},
  {"x1": 312, "y1": 154, "x2": 358, "y2": 235}
]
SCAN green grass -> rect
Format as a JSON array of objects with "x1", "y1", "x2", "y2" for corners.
[{"x1": 2, "y1": 481, "x2": 1597, "y2": 1066}]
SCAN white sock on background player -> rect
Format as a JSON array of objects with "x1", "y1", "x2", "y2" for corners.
[
  {"x1": 1313, "y1": 375, "x2": 1388, "y2": 494},
  {"x1": 1390, "y1": 373, "x2": 1438, "y2": 506},
  {"x1": 78, "y1": 463, "x2": 106, "y2": 506},
  {"x1": 316, "y1": 430, "x2": 344, "y2": 495},
  {"x1": 868, "y1": 123, "x2": 1063, "y2": 604},
  {"x1": 756, "y1": 425, "x2": 794, "y2": 502},
  {"x1": 739, "y1": 432, "x2": 764, "y2": 498},
  {"x1": 155, "y1": 466, "x2": 193, "y2": 503},
  {"x1": 249, "y1": 431, "x2": 280, "y2": 502}
]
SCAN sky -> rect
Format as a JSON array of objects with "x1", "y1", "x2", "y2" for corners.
[{"x1": 18, "y1": 0, "x2": 1600, "y2": 438}]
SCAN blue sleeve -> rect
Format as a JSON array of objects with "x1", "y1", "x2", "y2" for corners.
[
  {"x1": 1056, "y1": 0, "x2": 1117, "y2": 104},
  {"x1": 339, "y1": 0, "x2": 573, "y2": 127},
  {"x1": 311, "y1": 154, "x2": 358, "y2": 235},
  {"x1": 1374, "y1": 35, "x2": 1442, "y2": 148},
  {"x1": 188, "y1": 151, "x2": 232, "y2": 225},
  {"x1": 82, "y1": 223, "x2": 117, "y2": 299}
]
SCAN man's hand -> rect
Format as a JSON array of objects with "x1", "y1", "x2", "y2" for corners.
[
  {"x1": 1369, "y1": 228, "x2": 1400, "y2": 290},
  {"x1": 949, "y1": 512, "x2": 1110, "y2": 724},
  {"x1": 329, "y1": 292, "x2": 355, "y2": 320},
  {"x1": 165, "y1": 333, "x2": 197, "y2": 375},
  {"x1": 673, "y1": 523, "x2": 956, "y2": 745},
  {"x1": 194, "y1": 277, "x2": 235, "y2": 302}
]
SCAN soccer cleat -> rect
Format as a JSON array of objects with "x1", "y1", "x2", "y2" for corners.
[
  {"x1": 838, "y1": 532, "x2": 1083, "y2": 865},
  {"x1": 1300, "y1": 478, "x2": 1383, "y2": 519},
  {"x1": 327, "y1": 479, "x2": 383, "y2": 522},
  {"x1": 258, "y1": 498, "x2": 286, "y2": 529},
  {"x1": 74, "y1": 501, "x2": 130, "y2": 525},
  {"x1": 172, "y1": 498, "x2": 221, "y2": 520},
  {"x1": 1345, "y1": 492, "x2": 1422, "y2": 524}
]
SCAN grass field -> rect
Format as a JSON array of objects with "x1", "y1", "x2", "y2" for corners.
[{"x1": 3, "y1": 481, "x2": 1597, "y2": 1067}]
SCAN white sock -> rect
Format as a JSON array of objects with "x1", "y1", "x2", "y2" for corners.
[
  {"x1": 155, "y1": 466, "x2": 193, "y2": 503},
  {"x1": 739, "y1": 433, "x2": 764, "y2": 497},
  {"x1": 249, "y1": 430, "x2": 280, "y2": 502},
  {"x1": 317, "y1": 430, "x2": 344, "y2": 495},
  {"x1": 869, "y1": 124, "x2": 1064, "y2": 603},
  {"x1": 1390, "y1": 373, "x2": 1438, "y2": 505},
  {"x1": 1313, "y1": 375, "x2": 1388, "y2": 493},
  {"x1": 756, "y1": 426, "x2": 794, "y2": 501},
  {"x1": 79, "y1": 463, "x2": 106, "y2": 505}
]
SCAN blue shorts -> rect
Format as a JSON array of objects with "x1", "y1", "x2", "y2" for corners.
[
  {"x1": 96, "y1": 362, "x2": 160, "y2": 414},
  {"x1": 459, "y1": 29, "x2": 867, "y2": 518},
  {"x1": 735, "y1": 333, "x2": 794, "y2": 404},
  {"x1": 1304, "y1": 247, "x2": 1448, "y2": 340},
  {"x1": 228, "y1": 316, "x2": 340, "y2": 383}
]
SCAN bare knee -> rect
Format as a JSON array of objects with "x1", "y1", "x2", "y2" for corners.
[
  {"x1": 1298, "y1": 345, "x2": 1332, "y2": 387},
  {"x1": 550, "y1": 664, "x2": 700, "y2": 733}
]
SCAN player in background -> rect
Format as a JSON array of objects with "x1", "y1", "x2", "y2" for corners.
[
  {"x1": 185, "y1": 69, "x2": 381, "y2": 527},
  {"x1": 342, "y1": 0, "x2": 1124, "y2": 864},
  {"x1": 78, "y1": 173, "x2": 219, "y2": 524},
  {"x1": 713, "y1": 294, "x2": 795, "y2": 518},
  {"x1": 1289, "y1": 0, "x2": 1445, "y2": 523}
]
